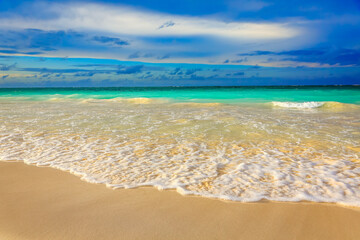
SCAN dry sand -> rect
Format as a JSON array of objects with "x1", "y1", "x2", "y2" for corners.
[{"x1": 1, "y1": 161, "x2": 360, "y2": 240}]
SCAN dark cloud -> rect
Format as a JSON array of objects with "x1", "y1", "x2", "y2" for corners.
[
  {"x1": 0, "y1": 63, "x2": 16, "y2": 71},
  {"x1": 223, "y1": 59, "x2": 229, "y2": 63},
  {"x1": 247, "y1": 65, "x2": 261, "y2": 69},
  {"x1": 231, "y1": 58, "x2": 247, "y2": 63},
  {"x1": 140, "y1": 73, "x2": 154, "y2": 79},
  {"x1": 24, "y1": 29, "x2": 82, "y2": 50},
  {"x1": 71, "y1": 64, "x2": 154, "y2": 74},
  {"x1": 158, "y1": 21, "x2": 175, "y2": 29},
  {"x1": 24, "y1": 51, "x2": 43, "y2": 55},
  {"x1": 324, "y1": 49, "x2": 360, "y2": 66},
  {"x1": 5, "y1": 63, "x2": 143, "y2": 82},
  {"x1": 0, "y1": 29, "x2": 132, "y2": 58},
  {"x1": 73, "y1": 64, "x2": 120, "y2": 68},
  {"x1": 208, "y1": 74, "x2": 219, "y2": 78},
  {"x1": 116, "y1": 65, "x2": 143, "y2": 74},
  {"x1": 237, "y1": 51, "x2": 273, "y2": 56},
  {"x1": 128, "y1": 52, "x2": 140, "y2": 59},
  {"x1": 282, "y1": 48, "x2": 360, "y2": 66},
  {"x1": 92, "y1": 36, "x2": 129, "y2": 46},
  {"x1": 233, "y1": 72, "x2": 245, "y2": 76},
  {"x1": 0, "y1": 49, "x2": 18, "y2": 54},
  {"x1": 238, "y1": 48, "x2": 360, "y2": 66},
  {"x1": 0, "y1": 29, "x2": 84, "y2": 55},
  {"x1": 185, "y1": 68, "x2": 201, "y2": 75},
  {"x1": 169, "y1": 67, "x2": 183, "y2": 75},
  {"x1": 157, "y1": 54, "x2": 171, "y2": 60},
  {"x1": 18, "y1": 67, "x2": 91, "y2": 74},
  {"x1": 280, "y1": 49, "x2": 327, "y2": 56},
  {"x1": 74, "y1": 72, "x2": 96, "y2": 77},
  {"x1": 15, "y1": 64, "x2": 143, "y2": 76},
  {"x1": 189, "y1": 74, "x2": 205, "y2": 80},
  {"x1": 40, "y1": 73, "x2": 51, "y2": 78}
]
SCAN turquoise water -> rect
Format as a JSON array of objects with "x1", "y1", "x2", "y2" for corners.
[{"x1": 0, "y1": 86, "x2": 359, "y2": 104}]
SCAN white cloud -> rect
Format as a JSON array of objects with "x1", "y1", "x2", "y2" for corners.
[
  {"x1": 0, "y1": 2, "x2": 320, "y2": 66},
  {"x1": 0, "y1": 2, "x2": 299, "y2": 40}
]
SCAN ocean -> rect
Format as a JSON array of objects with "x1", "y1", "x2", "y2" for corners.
[{"x1": 0, "y1": 86, "x2": 359, "y2": 206}]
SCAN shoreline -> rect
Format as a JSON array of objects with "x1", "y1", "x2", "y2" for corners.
[{"x1": 1, "y1": 161, "x2": 360, "y2": 240}]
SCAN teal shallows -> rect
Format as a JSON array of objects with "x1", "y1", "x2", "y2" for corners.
[{"x1": 0, "y1": 86, "x2": 359, "y2": 104}]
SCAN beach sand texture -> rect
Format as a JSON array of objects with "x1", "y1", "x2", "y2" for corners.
[{"x1": 1, "y1": 162, "x2": 360, "y2": 240}]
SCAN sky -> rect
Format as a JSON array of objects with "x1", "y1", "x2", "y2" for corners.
[{"x1": 0, "y1": 0, "x2": 359, "y2": 87}]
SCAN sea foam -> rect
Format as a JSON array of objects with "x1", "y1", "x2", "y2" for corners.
[
  {"x1": 0, "y1": 99, "x2": 359, "y2": 207},
  {"x1": 272, "y1": 101, "x2": 325, "y2": 109}
]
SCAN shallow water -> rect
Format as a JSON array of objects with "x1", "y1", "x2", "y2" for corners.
[{"x1": 0, "y1": 86, "x2": 359, "y2": 206}]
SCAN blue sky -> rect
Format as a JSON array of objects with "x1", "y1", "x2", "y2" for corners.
[{"x1": 0, "y1": 0, "x2": 359, "y2": 87}]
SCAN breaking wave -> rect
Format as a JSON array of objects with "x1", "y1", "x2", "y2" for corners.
[
  {"x1": 271, "y1": 101, "x2": 359, "y2": 110},
  {"x1": 0, "y1": 99, "x2": 359, "y2": 207}
]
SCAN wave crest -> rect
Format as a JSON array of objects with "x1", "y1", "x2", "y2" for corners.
[
  {"x1": 272, "y1": 101, "x2": 324, "y2": 109},
  {"x1": 272, "y1": 101, "x2": 359, "y2": 110}
]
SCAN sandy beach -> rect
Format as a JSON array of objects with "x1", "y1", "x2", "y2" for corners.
[{"x1": 1, "y1": 162, "x2": 360, "y2": 240}]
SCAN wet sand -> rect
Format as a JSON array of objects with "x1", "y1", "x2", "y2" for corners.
[{"x1": 1, "y1": 162, "x2": 360, "y2": 240}]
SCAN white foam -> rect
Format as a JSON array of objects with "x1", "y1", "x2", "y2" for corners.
[
  {"x1": 272, "y1": 101, "x2": 324, "y2": 109},
  {"x1": 0, "y1": 100, "x2": 360, "y2": 207}
]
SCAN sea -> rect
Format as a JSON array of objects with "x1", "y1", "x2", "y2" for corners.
[{"x1": 0, "y1": 86, "x2": 359, "y2": 206}]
